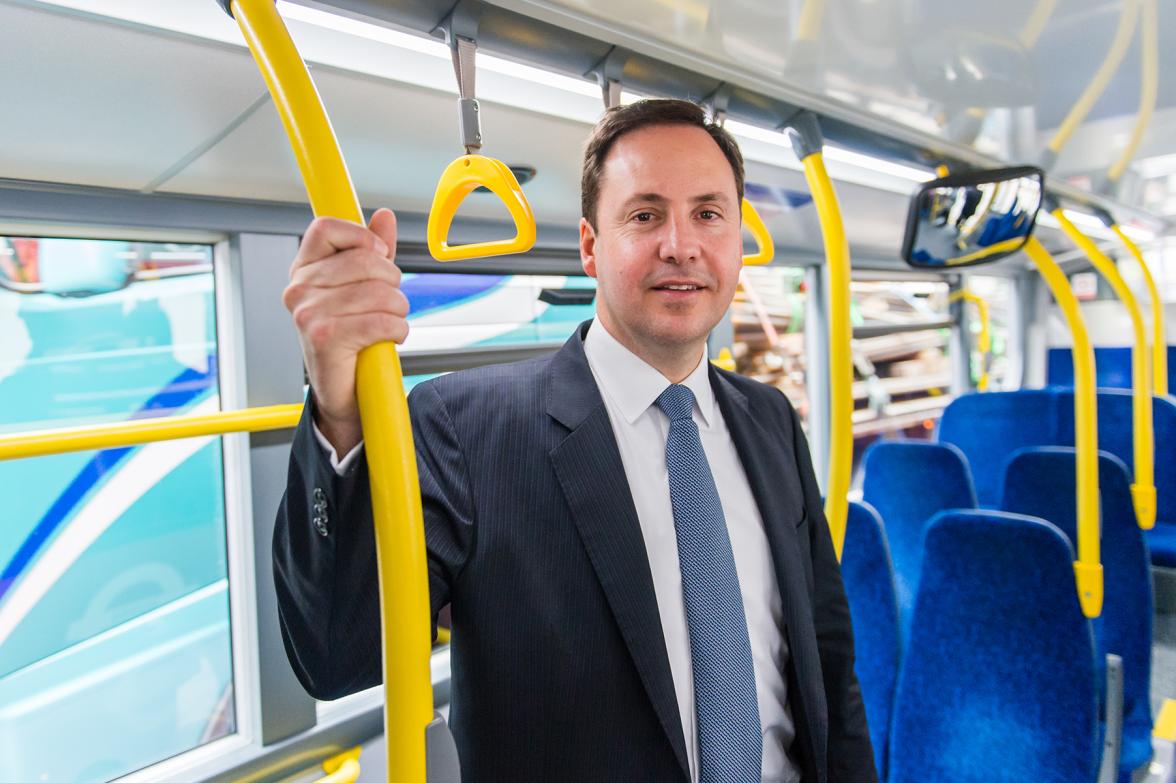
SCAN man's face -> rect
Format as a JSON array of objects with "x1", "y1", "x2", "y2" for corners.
[{"x1": 580, "y1": 123, "x2": 742, "y2": 363}]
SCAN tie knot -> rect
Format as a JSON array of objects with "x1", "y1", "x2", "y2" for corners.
[{"x1": 656, "y1": 384, "x2": 696, "y2": 422}]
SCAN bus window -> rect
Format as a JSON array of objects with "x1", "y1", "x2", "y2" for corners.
[
  {"x1": 967, "y1": 275, "x2": 1016, "y2": 390},
  {"x1": 731, "y1": 266, "x2": 810, "y2": 423},
  {"x1": 0, "y1": 235, "x2": 232, "y2": 783},
  {"x1": 849, "y1": 278, "x2": 951, "y2": 468}
]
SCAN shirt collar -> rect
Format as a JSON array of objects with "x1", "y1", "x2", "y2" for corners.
[{"x1": 583, "y1": 320, "x2": 715, "y2": 429}]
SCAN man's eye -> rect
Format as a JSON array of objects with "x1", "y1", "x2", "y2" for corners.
[
  {"x1": 699, "y1": 210, "x2": 719, "y2": 220},
  {"x1": 633, "y1": 212, "x2": 654, "y2": 223}
]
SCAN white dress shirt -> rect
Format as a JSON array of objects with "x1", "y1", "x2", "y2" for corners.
[
  {"x1": 583, "y1": 322, "x2": 798, "y2": 783},
  {"x1": 316, "y1": 323, "x2": 798, "y2": 781}
]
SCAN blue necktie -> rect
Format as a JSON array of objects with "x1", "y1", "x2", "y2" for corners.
[{"x1": 656, "y1": 383, "x2": 762, "y2": 783}]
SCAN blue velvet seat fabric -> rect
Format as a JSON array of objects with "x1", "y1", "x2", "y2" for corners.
[
  {"x1": 861, "y1": 441, "x2": 977, "y2": 633},
  {"x1": 887, "y1": 510, "x2": 1099, "y2": 783},
  {"x1": 840, "y1": 501, "x2": 900, "y2": 779},
  {"x1": 1000, "y1": 447, "x2": 1154, "y2": 780}
]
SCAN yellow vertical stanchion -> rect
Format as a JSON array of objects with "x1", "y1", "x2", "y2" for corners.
[
  {"x1": 227, "y1": 2, "x2": 432, "y2": 781},
  {"x1": 949, "y1": 289, "x2": 992, "y2": 391},
  {"x1": 1023, "y1": 237, "x2": 1103, "y2": 617},
  {"x1": 1053, "y1": 207, "x2": 1156, "y2": 530},
  {"x1": 1109, "y1": 222, "x2": 1167, "y2": 396},
  {"x1": 787, "y1": 113, "x2": 852, "y2": 559}
]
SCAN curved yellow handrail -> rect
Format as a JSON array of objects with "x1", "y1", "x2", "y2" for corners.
[
  {"x1": 741, "y1": 198, "x2": 775, "y2": 266},
  {"x1": 318, "y1": 748, "x2": 362, "y2": 783},
  {"x1": 427, "y1": 155, "x2": 537, "y2": 261},
  {"x1": 801, "y1": 152, "x2": 852, "y2": 560},
  {"x1": 944, "y1": 237, "x2": 1026, "y2": 267},
  {"x1": 1111, "y1": 224, "x2": 1167, "y2": 395},
  {"x1": 1045, "y1": 0, "x2": 1139, "y2": 159},
  {"x1": 231, "y1": 2, "x2": 433, "y2": 781},
  {"x1": 1019, "y1": 0, "x2": 1059, "y2": 49},
  {"x1": 0, "y1": 404, "x2": 302, "y2": 462},
  {"x1": 1024, "y1": 237, "x2": 1103, "y2": 618},
  {"x1": 949, "y1": 289, "x2": 991, "y2": 391},
  {"x1": 1107, "y1": 0, "x2": 1158, "y2": 185},
  {"x1": 1054, "y1": 208, "x2": 1156, "y2": 530}
]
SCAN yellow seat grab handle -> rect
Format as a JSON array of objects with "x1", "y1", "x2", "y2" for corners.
[
  {"x1": 741, "y1": 198, "x2": 775, "y2": 266},
  {"x1": 427, "y1": 155, "x2": 537, "y2": 261},
  {"x1": 1053, "y1": 206, "x2": 1156, "y2": 530},
  {"x1": 1024, "y1": 237, "x2": 1103, "y2": 618}
]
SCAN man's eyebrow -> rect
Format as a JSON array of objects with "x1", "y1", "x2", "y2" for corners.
[{"x1": 619, "y1": 192, "x2": 733, "y2": 209}]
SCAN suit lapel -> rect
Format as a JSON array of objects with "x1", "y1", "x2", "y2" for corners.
[{"x1": 547, "y1": 324, "x2": 690, "y2": 778}]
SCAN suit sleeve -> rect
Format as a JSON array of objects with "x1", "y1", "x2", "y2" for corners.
[
  {"x1": 272, "y1": 384, "x2": 476, "y2": 701},
  {"x1": 787, "y1": 403, "x2": 878, "y2": 783}
]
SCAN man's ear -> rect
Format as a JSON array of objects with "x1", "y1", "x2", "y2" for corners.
[{"x1": 579, "y1": 217, "x2": 598, "y2": 278}]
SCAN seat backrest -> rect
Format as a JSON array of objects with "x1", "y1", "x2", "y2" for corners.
[
  {"x1": 888, "y1": 510, "x2": 1099, "y2": 783},
  {"x1": 1001, "y1": 446, "x2": 1153, "y2": 772},
  {"x1": 840, "y1": 500, "x2": 900, "y2": 778},
  {"x1": 937, "y1": 390, "x2": 1061, "y2": 507},
  {"x1": 1048, "y1": 346, "x2": 1134, "y2": 390},
  {"x1": 861, "y1": 441, "x2": 977, "y2": 631}
]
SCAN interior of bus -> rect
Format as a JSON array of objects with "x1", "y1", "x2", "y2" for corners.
[{"x1": 1, "y1": 0, "x2": 1176, "y2": 781}]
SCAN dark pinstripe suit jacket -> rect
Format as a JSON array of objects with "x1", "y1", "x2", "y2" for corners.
[{"x1": 274, "y1": 321, "x2": 876, "y2": 783}]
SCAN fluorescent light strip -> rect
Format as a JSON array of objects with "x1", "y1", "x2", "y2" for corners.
[
  {"x1": 276, "y1": 2, "x2": 601, "y2": 98},
  {"x1": 725, "y1": 120, "x2": 933, "y2": 183}
]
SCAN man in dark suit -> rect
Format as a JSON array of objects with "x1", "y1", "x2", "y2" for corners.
[{"x1": 275, "y1": 99, "x2": 876, "y2": 782}]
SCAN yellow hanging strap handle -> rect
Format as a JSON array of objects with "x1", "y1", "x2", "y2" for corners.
[
  {"x1": 949, "y1": 289, "x2": 992, "y2": 391},
  {"x1": 1110, "y1": 222, "x2": 1167, "y2": 395},
  {"x1": 1024, "y1": 237, "x2": 1103, "y2": 618},
  {"x1": 1053, "y1": 206, "x2": 1156, "y2": 530},
  {"x1": 1106, "y1": 0, "x2": 1158, "y2": 186},
  {"x1": 427, "y1": 27, "x2": 536, "y2": 261},
  {"x1": 228, "y1": 2, "x2": 433, "y2": 781},
  {"x1": 741, "y1": 198, "x2": 775, "y2": 266},
  {"x1": 786, "y1": 113, "x2": 852, "y2": 559}
]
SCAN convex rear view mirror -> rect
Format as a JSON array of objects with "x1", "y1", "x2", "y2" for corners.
[{"x1": 902, "y1": 166, "x2": 1044, "y2": 269}]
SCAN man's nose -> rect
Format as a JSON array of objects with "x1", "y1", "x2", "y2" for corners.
[{"x1": 658, "y1": 212, "x2": 702, "y2": 264}]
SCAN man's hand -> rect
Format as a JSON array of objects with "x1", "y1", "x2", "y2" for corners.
[{"x1": 283, "y1": 208, "x2": 407, "y2": 456}]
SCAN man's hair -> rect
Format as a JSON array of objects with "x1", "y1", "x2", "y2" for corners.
[{"x1": 580, "y1": 99, "x2": 745, "y2": 229}]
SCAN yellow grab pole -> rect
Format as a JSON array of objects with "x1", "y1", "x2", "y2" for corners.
[
  {"x1": 1024, "y1": 237, "x2": 1103, "y2": 617},
  {"x1": 949, "y1": 289, "x2": 992, "y2": 391},
  {"x1": 800, "y1": 150, "x2": 852, "y2": 560},
  {"x1": 230, "y1": 2, "x2": 432, "y2": 781},
  {"x1": 1111, "y1": 224, "x2": 1167, "y2": 396},
  {"x1": 1106, "y1": 0, "x2": 1158, "y2": 186},
  {"x1": 1043, "y1": 0, "x2": 1139, "y2": 166},
  {"x1": 0, "y1": 404, "x2": 302, "y2": 462},
  {"x1": 1053, "y1": 208, "x2": 1156, "y2": 529}
]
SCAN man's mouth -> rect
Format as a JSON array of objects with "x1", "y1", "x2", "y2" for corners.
[{"x1": 653, "y1": 283, "x2": 704, "y2": 291}]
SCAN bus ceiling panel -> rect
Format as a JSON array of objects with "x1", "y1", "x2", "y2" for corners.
[
  {"x1": 0, "y1": 2, "x2": 267, "y2": 192},
  {"x1": 161, "y1": 65, "x2": 591, "y2": 225},
  {"x1": 294, "y1": 0, "x2": 1168, "y2": 229}
]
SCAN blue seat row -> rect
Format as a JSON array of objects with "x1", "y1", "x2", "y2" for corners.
[
  {"x1": 938, "y1": 388, "x2": 1176, "y2": 567},
  {"x1": 851, "y1": 438, "x2": 1153, "y2": 781},
  {"x1": 1048, "y1": 345, "x2": 1176, "y2": 395}
]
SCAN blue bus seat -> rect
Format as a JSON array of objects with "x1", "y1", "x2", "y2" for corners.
[
  {"x1": 840, "y1": 500, "x2": 900, "y2": 778},
  {"x1": 937, "y1": 390, "x2": 1062, "y2": 507},
  {"x1": 861, "y1": 440, "x2": 977, "y2": 632},
  {"x1": 887, "y1": 510, "x2": 1100, "y2": 783},
  {"x1": 1001, "y1": 447, "x2": 1154, "y2": 781},
  {"x1": 939, "y1": 390, "x2": 1176, "y2": 567},
  {"x1": 1048, "y1": 347, "x2": 1134, "y2": 390}
]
